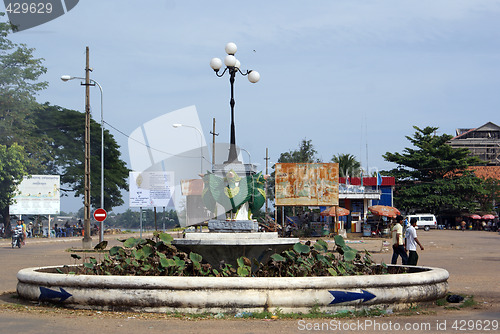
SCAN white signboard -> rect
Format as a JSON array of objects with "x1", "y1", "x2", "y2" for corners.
[
  {"x1": 10, "y1": 175, "x2": 60, "y2": 215},
  {"x1": 129, "y1": 171, "x2": 174, "y2": 207}
]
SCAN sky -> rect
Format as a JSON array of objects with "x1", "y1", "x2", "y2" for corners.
[{"x1": 4, "y1": 0, "x2": 500, "y2": 214}]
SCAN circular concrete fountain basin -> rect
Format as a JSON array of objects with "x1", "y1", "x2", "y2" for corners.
[{"x1": 17, "y1": 265, "x2": 448, "y2": 314}]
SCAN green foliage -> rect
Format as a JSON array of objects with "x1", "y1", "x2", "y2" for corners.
[
  {"x1": 476, "y1": 177, "x2": 500, "y2": 213},
  {"x1": 0, "y1": 143, "x2": 30, "y2": 233},
  {"x1": 254, "y1": 237, "x2": 386, "y2": 277},
  {"x1": 0, "y1": 15, "x2": 51, "y2": 230},
  {"x1": 270, "y1": 253, "x2": 285, "y2": 262},
  {"x1": 331, "y1": 153, "x2": 361, "y2": 178},
  {"x1": 277, "y1": 139, "x2": 319, "y2": 164},
  {"x1": 33, "y1": 104, "x2": 129, "y2": 211},
  {"x1": 236, "y1": 257, "x2": 251, "y2": 277},
  {"x1": 383, "y1": 126, "x2": 487, "y2": 215},
  {"x1": 0, "y1": 143, "x2": 29, "y2": 209},
  {"x1": 293, "y1": 242, "x2": 310, "y2": 254},
  {"x1": 0, "y1": 15, "x2": 49, "y2": 161},
  {"x1": 75, "y1": 234, "x2": 387, "y2": 278}
]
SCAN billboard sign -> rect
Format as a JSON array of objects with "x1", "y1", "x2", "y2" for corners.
[
  {"x1": 275, "y1": 163, "x2": 339, "y2": 206},
  {"x1": 10, "y1": 175, "x2": 60, "y2": 214},
  {"x1": 129, "y1": 171, "x2": 174, "y2": 207}
]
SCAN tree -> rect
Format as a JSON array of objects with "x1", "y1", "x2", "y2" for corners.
[
  {"x1": 277, "y1": 138, "x2": 319, "y2": 164},
  {"x1": 0, "y1": 15, "x2": 50, "y2": 168},
  {"x1": 331, "y1": 153, "x2": 361, "y2": 178},
  {"x1": 383, "y1": 126, "x2": 486, "y2": 215},
  {"x1": 0, "y1": 15, "x2": 51, "y2": 233},
  {"x1": 0, "y1": 143, "x2": 30, "y2": 235},
  {"x1": 33, "y1": 104, "x2": 129, "y2": 212},
  {"x1": 476, "y1": 177, "x2": 500, "y2": 213}
]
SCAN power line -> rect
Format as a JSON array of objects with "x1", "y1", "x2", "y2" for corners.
[{"x1": 103, "y1": 120, "x2": 212, "y2": 163}]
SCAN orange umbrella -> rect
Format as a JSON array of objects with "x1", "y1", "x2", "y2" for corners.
[
  {"x1": 482, "y1": 214, "x2": 495, "y2": 220},
  {"x1": 320, "y1": 206, "x2": 350, "y2": 217},
  {"x1": 368, "y1": 205, "x2": 401, "y2": 218}
]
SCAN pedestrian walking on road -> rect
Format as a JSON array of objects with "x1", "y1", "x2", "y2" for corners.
[
  {"x1": 405, "y1": 218, "x2": 424, "y2": 265},
  {"x1": 391, "y1": 215, "x2": 408, "y2": 265}
]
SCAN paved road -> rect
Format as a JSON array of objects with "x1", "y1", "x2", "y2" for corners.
[{"x1": 0, "y1": 230, "x2": 499, "y2": 334}]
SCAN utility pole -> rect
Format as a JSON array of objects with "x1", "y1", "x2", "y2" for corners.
[
  {"x1": 265, "y1": 148, "x2": 270, "y2": 222},
  {"x1": 82, "y1": 46, "x2": 93, "y2": 249},
  {"x1": 210, "y1": 118, "x2": 219, "y2": 171}
]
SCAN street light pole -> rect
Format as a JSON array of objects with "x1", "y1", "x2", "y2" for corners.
[
  {"x1": 239, "y1": 147, "x2": 252, "y2": 165},
  {"x1": 172, "y1": 123, "x2": 203, "y2": 174},
  {"x1": 210, "y1": 42, "x2": 260, "y2": 164},
  {"x1": 61, "y1": 70, "x2": 105, "y2": 244}
]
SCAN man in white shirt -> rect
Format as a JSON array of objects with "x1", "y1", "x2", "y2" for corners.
[{"x1": 405, "y1": 218, "x2": 424, "y2": 265}]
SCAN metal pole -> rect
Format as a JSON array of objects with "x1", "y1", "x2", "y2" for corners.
[
  {"x1": 139, "y1": 207, "x2": 143, "y2": 239},
  {"x1": 225, "y1": 68, "x2": 239, "y2": 163},
  {"x1": 48, "y1": 215, "x2": 51, "y2": 238},
  {"x1": 93, "y1": 81, "x2": 104, "y2": 244},
  {"x1": 154, "y1": 207, "x2": 158, "y2": 231},
  {"x1": 210, "y1": 118, "x2": 218, "y2": 171},
  {"x1": 265, "y1": 148, "x2": 269, "y2": 220},
  {"x1": 281, "y1": 206, "x2": 285, "y2": 237},
  {"x1": 82, "y1": 46, "x2": 92, "y2": 249}
]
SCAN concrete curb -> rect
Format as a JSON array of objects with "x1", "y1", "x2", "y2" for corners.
[{"x1": 17, "y1": 265, "x2": 448, "y2": 314}]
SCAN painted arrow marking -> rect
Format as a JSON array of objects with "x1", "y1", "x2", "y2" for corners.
[
  {"x1": 39, "y1": 287, "x2": 72, "y2": 302},
  {"x1": 329, "y1": 290, "x2": 376, "y2": 304}
]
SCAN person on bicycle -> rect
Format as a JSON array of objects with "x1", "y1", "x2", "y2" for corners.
[{"x1": 13, "y1": 220, "x2": 25, "y2": 243}]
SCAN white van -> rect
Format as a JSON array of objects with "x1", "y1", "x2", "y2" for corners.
[{"x1": 406, "y1": 214, "x2": 437, "y2": 231}]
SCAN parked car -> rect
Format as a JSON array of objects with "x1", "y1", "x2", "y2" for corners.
[{"x1": 405, "y1": 214, "x2": 437, "y2": 231}]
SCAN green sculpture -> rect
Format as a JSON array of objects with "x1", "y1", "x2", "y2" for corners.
[{"x1": 202, "y1": 170, "x2": 266, "y2": 218}]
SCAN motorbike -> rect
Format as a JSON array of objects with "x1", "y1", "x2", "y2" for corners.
[{"x1": 11, "y1": 232, "x2": 23, "y2": 248}]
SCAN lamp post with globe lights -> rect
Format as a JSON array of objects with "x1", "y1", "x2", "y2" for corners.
[{"x1": 210, "y1": 42, "x2": 260, "y2": 164}]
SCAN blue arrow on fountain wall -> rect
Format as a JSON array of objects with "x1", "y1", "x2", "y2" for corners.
[
  {"x1": 39, "y1": 287, "x2": 72, "y2": 302},
  {"x1": 329, "y1": 290, "x2": 376, "y2": 304}
]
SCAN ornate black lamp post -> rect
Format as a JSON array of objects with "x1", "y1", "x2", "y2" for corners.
[{"x1": 210, "y1": 42, "x2": 260, "y2": 164}]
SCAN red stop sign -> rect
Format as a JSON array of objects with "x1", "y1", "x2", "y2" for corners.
[{"x1": 93, "y1": 208, "x2": 107, "y2": 222}]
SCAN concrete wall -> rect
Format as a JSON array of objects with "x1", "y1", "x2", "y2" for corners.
[{"x1": 17, "y1": 265, "x2": 448, "y2": 314}]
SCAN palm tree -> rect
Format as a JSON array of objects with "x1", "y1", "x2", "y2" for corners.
[{"x1": 331, "y1": 153, "x2": 361, "y2": 178}]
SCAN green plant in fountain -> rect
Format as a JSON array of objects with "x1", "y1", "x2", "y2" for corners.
[
  {"x1": 74, "y1": 233, "x2": 392, "y2": 277},
  {"x1": 253, "y1": 236, "x2": 388, "y2": 277}
]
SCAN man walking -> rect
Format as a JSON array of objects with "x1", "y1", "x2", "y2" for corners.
[
  {"x1": 391, "y1": 215, "x2": 408, "y2": 265},
  {"x1": 405, "y1": 217, "x2": 424, "y2": 265}
]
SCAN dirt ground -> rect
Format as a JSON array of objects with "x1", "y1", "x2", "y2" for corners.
[{"x1": 0, "y1": 230, "x2": 499, "y2": 334}]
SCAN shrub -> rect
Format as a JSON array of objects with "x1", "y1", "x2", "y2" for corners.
[{"x1": 72, "y1": 232, "x2": 394, "y2": 277}]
